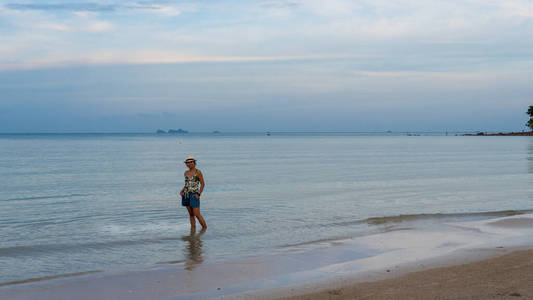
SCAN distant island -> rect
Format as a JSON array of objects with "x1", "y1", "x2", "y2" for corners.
[
  {"x1": 464, "y1": 106, "x2": 533, "y2": 136},
  {"x1": 155, "y1": 129, "x2": 224, "y2": 134},
  {"x1": 463, "y1": 131, "x2": 533, "y2": 136},
  {"x1": 156, "y1": 129, "x2": 188, "y2": 134}
]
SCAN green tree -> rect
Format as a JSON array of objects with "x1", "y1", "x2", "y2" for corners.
[{"x1": 527, "y1": 105, "x2": 533, "y2": 131}]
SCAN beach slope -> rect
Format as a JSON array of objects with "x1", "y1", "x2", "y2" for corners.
[{"x1": 282, "y1": 249, "x2": 533, "y2": 300}]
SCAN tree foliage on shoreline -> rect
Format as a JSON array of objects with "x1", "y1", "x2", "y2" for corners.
[{"x1": 526, "y1": 105, "x2": 533, "y2": 131}]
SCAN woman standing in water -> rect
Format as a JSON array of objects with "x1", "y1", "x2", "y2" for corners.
[{"x1": 180, "y1": 155, "x2": 207, "y2": 229}]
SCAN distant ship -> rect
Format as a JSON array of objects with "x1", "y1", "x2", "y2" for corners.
[{"x1": 266, "y1": 131, "x2": 271, "y2": 136}]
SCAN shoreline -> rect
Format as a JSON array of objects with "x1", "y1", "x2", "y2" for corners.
[{"x1": 3, "y1": 214, "x2": 533, "y2": 299}]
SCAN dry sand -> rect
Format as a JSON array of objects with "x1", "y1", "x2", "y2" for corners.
[{"x1": 281, "y1": 249, "x2": 533, "y2": 300}]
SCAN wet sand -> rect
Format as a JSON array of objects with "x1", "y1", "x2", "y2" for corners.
[{"x1": 281, "y1": 249, "x2": 533, "y2": 300}]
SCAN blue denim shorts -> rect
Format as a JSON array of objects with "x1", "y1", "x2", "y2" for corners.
[{"x1": 182, "y1": 193, "x2": 200, "y2": 208}]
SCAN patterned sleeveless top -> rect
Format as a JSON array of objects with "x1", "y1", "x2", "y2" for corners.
[{"x1": 184, "y1": 173, "x2": 200, "y2": 194}]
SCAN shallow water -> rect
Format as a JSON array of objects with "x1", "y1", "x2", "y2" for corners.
[{"x1": 1, "y1": 133, "x2": 532, "y2": 284}]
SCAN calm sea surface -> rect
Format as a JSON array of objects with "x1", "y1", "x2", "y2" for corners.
[{"x1": 1, "y1": 133, "x2": 532, "y2": 284}]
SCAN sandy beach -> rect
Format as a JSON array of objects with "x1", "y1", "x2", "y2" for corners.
[{"x1": 282, "y1": 249, "x2": 533, "y2": 300}]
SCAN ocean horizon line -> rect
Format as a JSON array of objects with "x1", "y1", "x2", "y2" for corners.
[{"x1": 0, "y1": 130, "x2": 517, "y2": 135}]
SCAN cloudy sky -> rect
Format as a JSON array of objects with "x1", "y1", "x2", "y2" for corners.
[{"x1": 1, "y1": 0, "x2": 532, "y2": 132}]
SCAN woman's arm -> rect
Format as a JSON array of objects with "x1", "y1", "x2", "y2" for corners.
[
  {"x1": 180, "y1": 171, "x2": 186, "y2": 196},
  {"x1": 197, "y1": 170, "x2": 205, "y2": 196}
]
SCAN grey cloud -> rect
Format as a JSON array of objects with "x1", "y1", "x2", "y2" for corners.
[
  {"x1": 259, "y1": 0, "x2": 301, "y2": 9},
  {"x1": 4, "y1": 2, "x2": 164, "y2": 12}
]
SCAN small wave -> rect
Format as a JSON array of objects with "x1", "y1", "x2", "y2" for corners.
[
  {"x1": 291, "y1": 209, "x2": 533, "y2": 230},
  {"x1": 0, "y1": 236, "x2": 183, "y2": 258},
  {"x1": 365, "y1": 209, "x2": 533, "y2": 225},
  {"x1": 0, "y1": 270, "x2": 101, "y2": 287},
  {"x1": 278, "y1": 237, "x2": 353, "y2": 249},
  {"x1": 2, "y1": 193, "x2": 90, "y2": 202},
  {"x1": 279, "y1": 209, "x2": 533, "y2": 249},
  {"x1": 156, "y1": 259, "x2": 186, "y2": 265}
]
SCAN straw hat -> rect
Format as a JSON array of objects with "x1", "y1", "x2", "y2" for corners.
[{"x1": 184, "y1": 155, "x2": 196, "y2": 163}]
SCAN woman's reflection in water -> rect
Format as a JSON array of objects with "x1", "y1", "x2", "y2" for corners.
[{"x1": 182, "y1": 227, "x2": 206, "y2": 271}]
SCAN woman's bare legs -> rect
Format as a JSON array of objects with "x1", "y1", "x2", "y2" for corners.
[
  {"x1": 192, "y1": 207, "x2": 207, "y2": 229},
  {"x1": 186, "y1": 206, "x2": 196, "y2": 228}
]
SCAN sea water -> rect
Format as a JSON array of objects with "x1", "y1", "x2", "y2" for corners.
[{"x1": 1, "y1": 133, "x2": 532, "y2": 285}]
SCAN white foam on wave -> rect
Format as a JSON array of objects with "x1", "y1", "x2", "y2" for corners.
[
  {"x1": 310, "y1": 213, "x2": 533, "y2": 276},
  {"x1": 98, "y1": 221, "x2": 190, "y2": 236}
]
